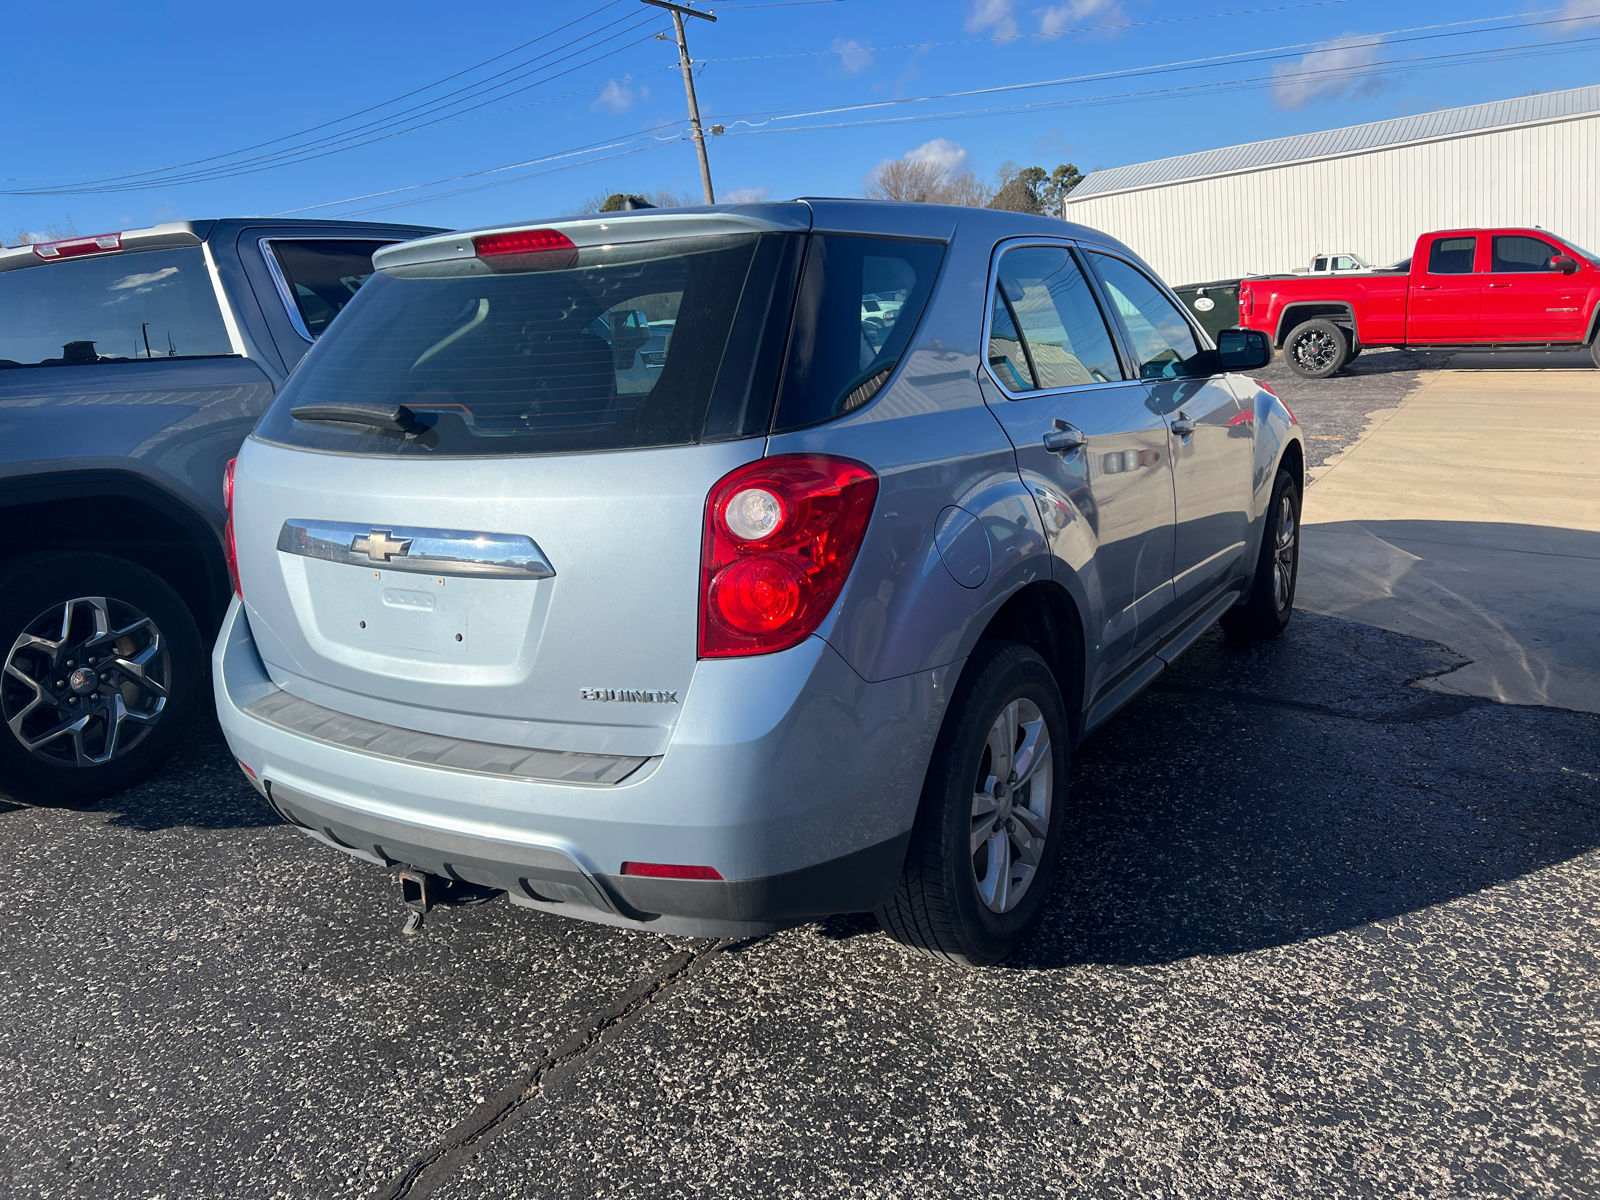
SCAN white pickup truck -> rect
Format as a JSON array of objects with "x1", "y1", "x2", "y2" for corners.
[{"x1": 1294, "y1": 252, "x2": 1374, "y2": 275}]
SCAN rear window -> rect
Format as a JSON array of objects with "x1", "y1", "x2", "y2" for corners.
[
  {"x1": 265, "y1": 239, "x2": 395, "y2": 338},
  {"x1": 1427, "y1": 237, "x2": 1476, "y2": 275},
  {"x1": 0, "y1": 247, "x2": 233, "y2": 368},
  {"x1": 254, "y1": 229, "x2": 945, "y2": 457}
]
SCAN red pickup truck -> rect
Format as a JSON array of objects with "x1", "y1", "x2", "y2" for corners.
[{"x1": 1239, "y1": 228, "x2": 1600, "y2": 378}]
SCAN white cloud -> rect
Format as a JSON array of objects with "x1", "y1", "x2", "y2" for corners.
[
  {"x1": 832, "y1": 36, "x2": 873, "y2": 75},
  {"x1": 1272, "y1": 34, "x2": 1393, "y2": 111},
  {"x1": 724, "y1": 186, "x2": 772, "y2": 203},
  {"x1": 902, "y1": 138, "x2": 972, "y2": 173},
  {"x1": 1038, "y1": 0, "x2": 1127, "y2": 37},
  {"x1": 965, "y1": 0, "x2": 1017, "y2": 38},
  {"x1": 1562, "y1": 0, "x2": 1600, "y2": 26},
  {"x1": 592, "y1": 77, "x2": 646, "y2": 115},
  {"x1": 110, "y1": 266, "x2": 179, "y2": 290}
]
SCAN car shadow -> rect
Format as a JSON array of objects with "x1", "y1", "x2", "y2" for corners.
[
  {"x1": 1007, "y1": 610, "x2": 1600, "y2": 970},
  {"x1": 99, "y1": 712, "x2": 284, "y2": 832}
]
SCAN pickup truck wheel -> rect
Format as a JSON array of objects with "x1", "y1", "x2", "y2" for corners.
[
  {"x1": 0, "y1": 552, "x2": 202, "y2": 807},
  {"x1": 1284, "y1": 318, "x2": 1350, "y2": 379},
  {"x1": 1222, "y1": 468, "x2": 1300, "y2": 640},
  {"x1": 875, "y1": 640, "x2": 1070, "y2": 968},
  {"x1": 1590, "y1": 338, "x2": 1600, "y2": 370}
]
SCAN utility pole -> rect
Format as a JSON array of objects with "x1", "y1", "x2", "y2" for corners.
[{"x1": 641, "y1": 0, "x2": 717, "y2": 204}]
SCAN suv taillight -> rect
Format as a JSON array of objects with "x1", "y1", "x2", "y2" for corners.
[
  {"x1": 223, "y1": 457, "x2": 241, "y2": 598},
  {"x1": 699, "y1": 455, "x2": 879, "y2": 658}
]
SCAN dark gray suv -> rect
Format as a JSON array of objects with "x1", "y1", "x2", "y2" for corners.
[{"x1": 0, "y1": 217, "x2": 440, "y2": 805}]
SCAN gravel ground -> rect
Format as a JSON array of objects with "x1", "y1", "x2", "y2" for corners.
[{"x1": 2, "y1": 610, "x2": 1597, "y2": 1200}]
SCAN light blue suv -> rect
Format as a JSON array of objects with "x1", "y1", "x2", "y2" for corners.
[{"x1": 215, "y1": 200, "x2": 1299, "y2": 966}]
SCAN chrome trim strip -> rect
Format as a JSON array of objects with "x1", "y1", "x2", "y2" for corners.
[
  {"x1": 245, "y1": 690, "x2": 645, "y2": 786},
  {"x1": 276, "y1": 519, "x2": 556, "y2": 580}
]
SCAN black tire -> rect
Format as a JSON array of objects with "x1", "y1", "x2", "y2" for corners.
[
  {"x1": 1221, "y1": 467, "x2": 1301, "y2": 640},
  {"x1": 876, "y1": 641, "x2": 1070, "y2": 968},
  {"x1": 1283, "y1": 318, "x2": 1350, "y2": 379},
  {"x1": 1590, "y1": 338, "x2": 1600, "y2": 370},
  {"x1": 0, "y1": 552, "x2": 203, "y2": 806}
]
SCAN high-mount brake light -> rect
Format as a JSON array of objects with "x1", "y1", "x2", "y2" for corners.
[
  {"x1": 473, "y1": 228, "x2": 578, "y2": 270},
  {"x1": 32, "y1": 233, "x2": 122, "y2": 260},
  {"x1": 699, "y1": 454, "x2": 879, "y2": 658},
  {"x1": 621, "y1": 862, "x2": 724, "y2": 881},
  {"x1": 223, "y1": 457, "x2": 241, "y2": 598}
]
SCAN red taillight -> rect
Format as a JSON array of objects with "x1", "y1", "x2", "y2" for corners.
[
  {"x1": 699, "y1": 454, "x2": 879, "y2": 658},
  {"x1": 237, "y1": 760, "x2": 257, "y2": 780},
  {"x1": 621, "y1": 862, "x2": 724, "y2": 880},
  {"x1": 32, "y1": 232, "x2": 121, "y2": 260},
  {"x1": 473, "y1": 228, "x2": 577, "y2": 270},
  {"x1": 223, "y1": 457, "x2": 241, "y2": 598}
]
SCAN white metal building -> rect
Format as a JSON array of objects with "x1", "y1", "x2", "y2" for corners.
[{"x1": 1063, "y1": 85, "x2": 1600, "y2": 287}]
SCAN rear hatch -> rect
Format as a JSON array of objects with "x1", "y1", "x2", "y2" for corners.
[{"x1": 235, "y1": 209, "x2": 810, "y2": 758}]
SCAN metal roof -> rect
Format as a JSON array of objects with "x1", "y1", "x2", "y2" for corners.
[{"x1": 1067, "y1": 84, "x2": 1600, "y2": 201}]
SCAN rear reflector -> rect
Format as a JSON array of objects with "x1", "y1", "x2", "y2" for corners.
[
  {"x1": 33, "y1": 233, "x2": 122, "y2": 260},
  {"x1": 473, "y1": 228, "x2": 578, "y2": 270},
  {"x1": 620, "y1": 862, "x2": 724, "y2": 881}
]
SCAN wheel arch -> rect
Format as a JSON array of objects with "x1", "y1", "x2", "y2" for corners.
[
  {"x1": 0, "y1": 471, "x2": 230, "y2": 638},
  {"x1": 1275, "y1": 302, "x2": 1357, "y2": 347},
  {"x1": 964, "y1": 580, "x2": 1087, "y2": 749}
]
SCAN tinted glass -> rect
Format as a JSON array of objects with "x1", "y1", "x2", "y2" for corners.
[
  {"x1": 1427, "y1": 236, "x2": 1477, "y2": 274},
  {"x1": 1089, "y1": 253, "x2": 1203, "y2": 380},
  {"x1": 269, "y1": 239, "x2": 396, "y2": 337},
  {"x1": 988, "y1": 245, "x2": 1121, "y2": 392},
  {"x1": 254, "y1": 233, "x2": 800, "y2": 457},
  {"x1": 1313, "y1": 257, "x2": 1327, "y2": 272},
  {"x1": 0, "y1": 247, "x2": 232, "y2": 368},
  {"x1": 1491, "y1": 235, "x2": 1561, "y2": 273},
  {"x1": 771, "y1": 235, "x2": 944, "y2": 432}
]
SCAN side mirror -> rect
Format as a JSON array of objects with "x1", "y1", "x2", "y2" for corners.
[
  {"x1": 1217, "y1": 327, "x2": 1273, "y2": 371},
  {"x1": 1551, "y1": 255, "x2": 1579, "y2": 275}
]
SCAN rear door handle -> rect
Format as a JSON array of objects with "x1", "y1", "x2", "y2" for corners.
[
  {"x1": 1042, "y1": 420, "x2": 1086, "y2": 454},
  {"x1": 1488, "y1": 282, "x2": 1512, "y2": 288},
  {"x1": 1170, "y1": 415, "x2": 1197, "y2": 437},
  {"x1": 1417, "y1": 284, "x2": 1441, "y2": 291}
]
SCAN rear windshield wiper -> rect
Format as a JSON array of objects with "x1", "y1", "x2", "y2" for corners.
[{"x1": 290, "y1": 401, "x2": 427, "y2": 436}]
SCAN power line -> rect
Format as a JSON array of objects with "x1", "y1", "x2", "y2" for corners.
[
  {"x1": 2, "y1": 4, "x2": 663, "y2": 196},
  {"x1": 720, "y1": 34, "x2": 1600, "y2": 140},
  {"x1": 709, "y1": 8, "x2": 1590, "y2": 131},
  {"x1": 698, "y1": 0, "x2": 1362, "y2": 63}
]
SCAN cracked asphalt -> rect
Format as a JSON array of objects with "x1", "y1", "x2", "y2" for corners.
[
  {"x1": 2, "y1": 351, "x2": 1598, "y2": 1199},
  {"x1": 2, "y1": 607, "x2": 1597, "y2": 1199}
]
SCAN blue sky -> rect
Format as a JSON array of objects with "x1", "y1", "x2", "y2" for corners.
[{"x1": 3, "y1": 0, "x2": 1597, "y2": 238}]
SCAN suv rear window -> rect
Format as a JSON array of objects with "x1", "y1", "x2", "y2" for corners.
[
  {"x1": 256, "y1": 233, "x2": 802, "y2": 457},
  {"x1": 266, "y1": 239, "x2": 395, "y2": 338},
  {"x1": 254, "y1": 228, "x2": 945, "y2": 457},
  {"x1": 0, "y1": 247, "x2": 234, "y2": 368}
]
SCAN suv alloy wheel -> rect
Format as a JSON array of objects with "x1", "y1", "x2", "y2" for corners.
[
  {"x1": 0, "y1": 552, "x2": 202, "y2": 805},
  {"x1": 877, "y1": 641, "x2": 1071, "y2": 967}
]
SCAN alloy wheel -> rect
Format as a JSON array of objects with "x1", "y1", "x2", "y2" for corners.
[
  {"x1": 2, "y1": 596, "x2": 171, "y2": 768},
  {"x1": 969, "y1": 697, "x2": 1053, "y2": 914},
  {"x1": 1273, "y1": 493, "x2": 1298, "y2": 611},
  {"x1": 1293, "y1": 329, "x2": 1339, "y2": 373}
]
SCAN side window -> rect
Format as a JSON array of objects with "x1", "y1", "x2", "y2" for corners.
[
  {"x1": 267, "y1": 239, "x2": 396, "y2": 339},
  {"x1": 1334, "y1": 256, "x2": 1356, "y2": 271},
  {"x1": 1088, "y1": 253, "x2": 1203, "y2": 380},
  {"x1": 1427, "y1": 236, "x2": 1477, "y2": 275},
  {"x1": 1313, "y1": 257, "x2": 1328, "y2": 272},
  {"x1": 987, "y1": 245, "x2": 1122, "y2": 392},
  {"x1": 771, "y1": 234, "x2": 945, "y2": 431},
  {"x1": 1492, "y1": 236, "x2": 1560, "y2": 273}
]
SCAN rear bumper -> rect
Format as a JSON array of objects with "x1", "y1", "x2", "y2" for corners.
[{"x1": 214, "y1": 598, "x2": 950, "y2": 936}]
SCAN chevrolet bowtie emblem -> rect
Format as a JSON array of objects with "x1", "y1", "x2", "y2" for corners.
[{"x1": 351, "y1": 529, "x2": 413, "y2": 562}]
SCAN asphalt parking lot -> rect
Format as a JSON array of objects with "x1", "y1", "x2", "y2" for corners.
[{"x1": 4, "y1": 354, "x2": 1599, "y2": 1199}]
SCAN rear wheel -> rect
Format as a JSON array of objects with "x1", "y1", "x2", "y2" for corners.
[
  {"x1": 0, "y1": 553, "x2": 202, "y2": 806},
  {"x1": 1222, "y1": 468, "x2": 1300, "y2": 640},
  {"x1": 1590, "y1": 338, "x2": 1600, "y2": 369},
  {"x1": 876, "y1": 641, "x2": 1069, "y2": 968},
  {"x1": 1283, "y1": 318, "x2": 1350, "y2": 379}
]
